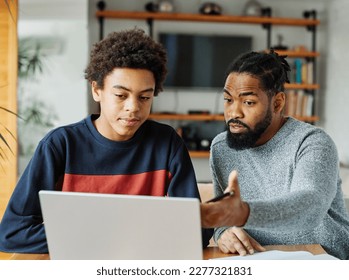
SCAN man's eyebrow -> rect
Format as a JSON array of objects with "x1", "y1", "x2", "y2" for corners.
[
  {"x1": 223, "y1": 89, "x2": 258, "y2": 97},
  {"x1": 112, "y1": 85, "x2": 154, "y2": 93},
  {"x1": 223, "y1": 89, "x2": 231, "y2": 96},
  {"x1": 239, "y1": 91, "x2": 258, "y2": 97}
]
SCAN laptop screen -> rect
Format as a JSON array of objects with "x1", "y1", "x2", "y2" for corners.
[{"x1": 39, "y1": 190, "x2": 203, "y2": 260}]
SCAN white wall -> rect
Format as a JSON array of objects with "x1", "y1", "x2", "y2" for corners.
[
  {"x1": 323, "y1": 0, "x2": 349, "y2": 165},
  {"x1": 18, "y1": 0, "x2": 89, "y2": 175},
  {"x1": 18, "y1": 0, "x2": 89, "y2": 127}
]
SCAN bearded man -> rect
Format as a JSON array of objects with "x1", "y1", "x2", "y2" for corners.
[{"x1": 207, "y1": 50, "x2": 349, "y2": 260}]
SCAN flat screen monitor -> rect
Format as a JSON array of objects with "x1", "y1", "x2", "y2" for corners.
[{"x1": 159, "y1": 33, "x2": 252, "y2": 89}]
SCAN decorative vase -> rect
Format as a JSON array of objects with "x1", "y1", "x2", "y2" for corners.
[
  {"x1": 243, "y1": 0, "x2": 263, "y2": 16},
  {"x1": 158, "y1": 0, "x2": 175, "y2": 13}
]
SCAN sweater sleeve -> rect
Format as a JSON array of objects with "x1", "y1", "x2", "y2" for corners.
[
  {"x1": 166, "y1": 137, "x2": 213, "y2": 248},
  {"x1": 0, "y1": 139, "x2": 64, "y2": 253},
  {"x1": 244, "y1": 130, "x2": 340, "y2": 232},
  {"x1": 209, "y1": 161, "x2": 230, "y2": 243}
]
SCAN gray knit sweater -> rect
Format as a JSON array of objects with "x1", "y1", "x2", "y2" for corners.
[{"x1": 210, "y1": 117, "x2": 349, "y2": 259}]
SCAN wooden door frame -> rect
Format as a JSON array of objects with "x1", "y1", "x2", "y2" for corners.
[{"x1": 0, "y1": 0, "x2": 18, "y2": 219}]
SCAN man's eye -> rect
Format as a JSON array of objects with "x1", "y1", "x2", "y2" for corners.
[
  {"x1": 224, "y1": 97, "x2": 232, "y2": 103},
  {"x1": 244, "y1": 100, "x2": 255, "y2": 106}
]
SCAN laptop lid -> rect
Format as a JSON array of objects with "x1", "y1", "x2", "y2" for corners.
[{"x1": 39, "y1": 190, "x2": 203, "y2": 260}]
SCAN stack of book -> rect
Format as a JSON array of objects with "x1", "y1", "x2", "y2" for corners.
[
  {"x1": 291, "y1": 58, "x2": 314, "y2": 84},
  {"x1": 285, "y1": 89, "x2": 314, "y2": 118}
]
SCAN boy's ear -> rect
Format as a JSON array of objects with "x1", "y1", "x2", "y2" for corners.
[
  {"x1": 91, "y1": 81, "x2": 101, "y2": 102},
  {"x1": 273, "y1": 91, "x2": 286, "y2": 113}
]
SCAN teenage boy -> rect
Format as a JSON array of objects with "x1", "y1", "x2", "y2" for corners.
[{"x1": 0, "y1": 28, "x2": 215, "y2": 253}]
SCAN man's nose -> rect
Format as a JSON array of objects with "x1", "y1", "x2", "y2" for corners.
[{"x1": 227, "y1": 102, "x2": 243, "y2": 119}]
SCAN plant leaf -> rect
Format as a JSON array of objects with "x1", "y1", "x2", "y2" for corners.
[
  {"x1": 0, "y1": 106, "x2": 24, "y2": 120},
  {"x1": 0, "y1": 133, "x2": 14, "y2": 155},
  {"x1": 4, "y1": 0, "x2": 16, "y2": 23}
]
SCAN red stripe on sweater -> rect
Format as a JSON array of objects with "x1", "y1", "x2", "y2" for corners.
[{"x1": 62, "y1": 170, "x2": 171, "y2": 196}]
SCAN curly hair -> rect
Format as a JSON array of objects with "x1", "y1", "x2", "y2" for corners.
[
  {"x1": 84, "y1": 28, "x2": 167, "y2": 96},
  {"x1": 225, "y1": 49, "x2": 291, "y2": 99}
]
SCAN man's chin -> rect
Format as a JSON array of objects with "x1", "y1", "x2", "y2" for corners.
[
  {"x1": 227, "y1": 141, "x2": 254, "y2": 150},
  {"x1": 226, "y1": 132, "x2": 257, "y2": 150}
]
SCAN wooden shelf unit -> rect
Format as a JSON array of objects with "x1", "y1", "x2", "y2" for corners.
[
  {"x1": 149, "y1": 113, "x2": 224, "y2": 121},
  {"x1": 285, "y1": 83, "x2": 319, "y2": 90},
  {"x1": 189, "y1": 150, "x2": 210, "y2": 158},
  {"x1": 96, "y1": 5, "x2": 321, "y2": 157},
  {"x1": 148, "y1": 113, "x2": 318, "y2": 128},
  {"x1": 149, "y1": 113, "x2": 319, "y2": 122},
  {"x1": 272, "y1": 49, "x2": 320, "y2": 58},
  {"x1": 96, "y1": 10, "x2": 320, "y2": 27}
]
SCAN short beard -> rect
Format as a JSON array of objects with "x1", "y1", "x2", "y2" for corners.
[{"x1": 226, "y1": 108, "x2": 272, "y2": 150}]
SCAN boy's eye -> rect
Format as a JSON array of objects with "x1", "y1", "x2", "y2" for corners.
[
  {"x1": 140, "y1": 96, "x2": 151, "y2": 101},
  {"x1": 114, "y1": 94, "x2": 126, "y2": 99}
]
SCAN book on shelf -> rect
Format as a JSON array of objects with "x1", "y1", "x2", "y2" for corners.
[
  {"x1": 291, "y1": 59, "x2": 314, "y2": 84},
  {"x1": 306, "y1": 61, "x2": 314, "y2": 84},
  {"x1": 285, "y1": 89, "x2": 314, "y2": 118},
  {"x1": 294, "y1": 59, "x2": 303, "y2": 84}
]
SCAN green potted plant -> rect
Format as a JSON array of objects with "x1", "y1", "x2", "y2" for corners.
[
  {"x1": 0, "y1": 107, "x2": 19, "y2": 171},
  {"x1": 16, "y1": 37, "x2": 57, "y2": 174},
  {"x1": 1, "y1": 36, "x2": 57, "y2": 174},
  {"x1": 0, "y1": 0, "x2": 18, "y2": 173}
]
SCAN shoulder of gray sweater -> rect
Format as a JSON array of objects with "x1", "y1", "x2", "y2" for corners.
[
  {"x1": 211, "y1": 131, "x2": 226, "y2": 148},
  {"x1": 284, "y1": 117, "x2": 334, "y2": 141}
]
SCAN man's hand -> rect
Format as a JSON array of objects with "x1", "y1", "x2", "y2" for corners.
[
  {"x1": 200, "y1": 170, "x2": 249, "y2": 228},
  {"x1": 217, "y1": 227, "x2": 266, "y2": 255}
]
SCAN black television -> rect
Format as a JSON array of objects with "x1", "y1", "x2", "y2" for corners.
[{"x1": 159, "y1": 33, "x2": 252, "y2": 89}]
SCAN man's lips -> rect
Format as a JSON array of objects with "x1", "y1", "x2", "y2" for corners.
[
  {"x1": 227, "y1": 119, "x2": 249, "y2": 133},
  {"x1": 229, "y1": 123, "x2": 247, "y2": 133}
]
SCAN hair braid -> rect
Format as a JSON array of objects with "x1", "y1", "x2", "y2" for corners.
[{"x1": 225, "y1": 49, "x2": 291, "y2": 99}]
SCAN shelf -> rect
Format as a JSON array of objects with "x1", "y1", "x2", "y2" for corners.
[
  {"x1": 149, "y1": 113, "x2": 318, "y2": 124},
  {"x1": 189, "y1": 151, "x2": 210, "y2": 158},
  {"x1": 287, "y1": 115, "x2": 319, "y2": 123},
  {"x1": 149, "y1": 113, "x2": 224, "y2": 121},
  {"x1": 96, "y1": 10, "x2": 320, "y2": 27},
  {"x1": 285, "y1": 83, "x2": 319, "y2": 90},
  {"x1": 271, "y1": 50, "x2": 320, "y2": 58}
]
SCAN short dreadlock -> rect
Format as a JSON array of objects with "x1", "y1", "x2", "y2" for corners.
[{"x1": 225, "y1": 49, "x2": 291, "y2": 99}]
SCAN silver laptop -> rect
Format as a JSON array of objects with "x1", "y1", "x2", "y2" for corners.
[{"x1": 39, "y1": 190, "x2": 203, "y2": 260}]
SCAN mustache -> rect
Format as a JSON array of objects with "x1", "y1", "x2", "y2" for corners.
[{"x1": 226, "y1": 119, "x2": 250, "y2": 130}]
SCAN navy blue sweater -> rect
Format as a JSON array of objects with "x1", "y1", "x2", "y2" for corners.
[{"x1": 0, "y1": 115, "x2": 213, "y2": 253}]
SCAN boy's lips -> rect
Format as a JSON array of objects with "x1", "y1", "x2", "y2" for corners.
[{"x1": 118, "y1": 117, "x2": 141, "y2": 126}]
